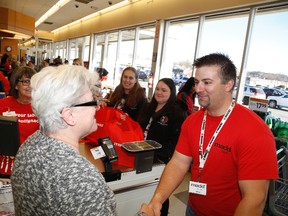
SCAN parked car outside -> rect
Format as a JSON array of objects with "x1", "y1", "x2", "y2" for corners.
[
  {"x1": 137, "y1": 70, "x2": 147, "y2": 81},
  {"x1": 242, "y1": 85, "x2": 266, "y2": 105},
  {"x1": 262, "y1": 87, "x2": 286, "y2": 98},
  {"x1": 233, "y1": 85, "x2": 266, "y2": 105},
  {"x1": 267, "y1": 94, "x2": 288, "y2": 109},
  {"x1": 177, "y1": 76, "x2": 189, "y2": 88}
]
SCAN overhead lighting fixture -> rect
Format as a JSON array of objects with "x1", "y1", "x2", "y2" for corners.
[
  {"x1": 0, "y1": 29, "x2": 31, "y2": 40},
  {"x1": 52, "y1": 0, "x2": 131, "y2": 33},
  {"x1": 35, "y1": 0, "x2": 72, "y2": 27}
]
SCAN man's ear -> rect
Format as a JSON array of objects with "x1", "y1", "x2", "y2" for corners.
[
  {"x1": 61, "y1": 107, "x2": 76, "y2": 126},
  {"x1": 225, "y1": 79, "x2": 235, "y2": 92}
]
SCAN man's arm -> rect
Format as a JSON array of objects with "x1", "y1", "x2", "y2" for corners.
[
  {"x1": 234, "y1": 179, "x2": 270, "y2": 216},
  {"x1": 141, "y1": 151, "x2": 192, "y2": 216}
]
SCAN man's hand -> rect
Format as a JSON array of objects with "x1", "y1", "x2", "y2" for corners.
[{"x1": 139, "y1": 203, "x2": 156, "y2": 216}]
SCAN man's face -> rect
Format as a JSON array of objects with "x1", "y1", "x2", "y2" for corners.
[{"x1": 195, "y1": 65, "x2": 228, "y2": 109}]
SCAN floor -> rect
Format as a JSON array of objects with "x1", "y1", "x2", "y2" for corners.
[{"x1": 168, "y1": 172, "x2": 190, "y2": 216}]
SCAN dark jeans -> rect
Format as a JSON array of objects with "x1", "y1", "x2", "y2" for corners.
[{"x1": 186, "y1": 203, "x2": 197, "y2": 216}]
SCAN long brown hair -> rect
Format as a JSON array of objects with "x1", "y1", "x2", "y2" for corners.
[{"x1": 109, "y1": 66, "x2": 146, "y2": 107}]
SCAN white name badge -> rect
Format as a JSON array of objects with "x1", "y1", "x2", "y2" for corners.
[
  {"x1": 189, "y1": 181, "x2": 207, "y2": 196},
  {"x1": 3, "y1": 111, "x2": 16, "y2": 117},
  {"x1": 90, "y1": 146, "x2": 106, "y2": 160}
]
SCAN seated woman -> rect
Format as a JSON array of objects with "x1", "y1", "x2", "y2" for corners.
[
  {"x1": 0, "y1": 66, "x2": 39, "y2": 176},
  {"x1": 107, "y1": 66, "x2": 147, "y2": 121}
]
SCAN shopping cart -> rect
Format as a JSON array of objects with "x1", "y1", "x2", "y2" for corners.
[{"x1": 268, "y1": 145, "x2": 288, "y2": 216}]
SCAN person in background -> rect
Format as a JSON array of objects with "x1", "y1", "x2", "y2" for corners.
[
  {"x1": 0, "y1": 66, "x2": 39, "y2": 176},
  {"x1": 73, "y1": 58, "x2": 83, "y2": 66},
  {"x1": 139, "y1": 53, "x2": 278, "y2": 216},
  {"x1": 53, "y1": 56, "x2": 63, "y2": 66},
  {"x1": 27, "y1": 60, "x2": 35, "y2": 70},
  {"x1": 107, "y1": 66, "x2": 147, "y2": 121},
  {"x1": 137, "y1": 78, "x2": 187, "y2": 216},
  {"x1": 3, "y1": 54, "x2": 12, "y2": 76},
  {"x1": 11, "y1": 65, "x2": 116, "y2": 215},
  {"x1": 0, "y1": 70, "x2": 10, "y2": 95},
  {"x1": 8, "y1": 60, "x2": 20, "y2": 81},
  {"x1": 0, "y1": 66, "x2": 39, "y2": 144},
  {"x1": 177, "y1": 77, "x2": 196, "y2": 115}
]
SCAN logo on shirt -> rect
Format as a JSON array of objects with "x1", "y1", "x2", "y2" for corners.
[
  {"x1": 214, "y1": 142, "x2": 231, "y2": 153},
  {"x1": 159, "y1": 116, "x2": 168, "y2": 125}
]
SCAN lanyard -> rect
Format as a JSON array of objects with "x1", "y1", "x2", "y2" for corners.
[{"x1": 199, "y1": 100, "x2": 235, "y2": 173}]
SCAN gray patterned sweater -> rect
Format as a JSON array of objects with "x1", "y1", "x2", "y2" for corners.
[{"x1": 11, "y1": 130, "x2": 116, "y2": 216}]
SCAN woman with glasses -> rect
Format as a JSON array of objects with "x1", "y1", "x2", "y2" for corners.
[
  {"x1": 0, "y1": 66, "x2": 39, "y2": 144},
  {"x1": 11, "y1": 65, "x2": 116, "y2": 215},
  {"x1": 0, "y1": 66, "x2": 39, "y2": 176}
]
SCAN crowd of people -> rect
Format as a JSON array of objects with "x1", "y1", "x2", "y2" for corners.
[{"x1": 0, "y1": 52, "x2": 278, "y2": 216}]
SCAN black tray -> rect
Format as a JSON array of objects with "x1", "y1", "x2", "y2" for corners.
[{"x1": 121, "y1": 140, "x2": 162, "y2": 153}]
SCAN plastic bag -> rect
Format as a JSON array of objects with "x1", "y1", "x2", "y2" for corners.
[{"x1": 85, "y1": 107, "x2": 144, "y2": 167}]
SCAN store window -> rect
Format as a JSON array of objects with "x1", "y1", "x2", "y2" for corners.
[
  {"x1": 53, "y1": 41, "x2": 67, "y2": 63},
  {"x1": 105, "y1": 31, "x2": 119, "y2": 88},
  {"x1": 199, "y1": 14, "x2": 249, "y2": 72},
  {"x1": 118, "y1": 29, "x2": 136, "y2": 70},
  {"x1": 246, "y1": 7, "x2": 288, "y2": 119},
  {"x1": 134, "y1": 25, "x2": 155, "y2": 90},
  {"x1": 92, "y1": 34, "x2": 105, "y2": 71},
  {"x1": 162, "y1": 19, "x2": 198, "y2": 87},
  {"x1": 69, "y1": 39, "x2": 77, "y2": 62}
]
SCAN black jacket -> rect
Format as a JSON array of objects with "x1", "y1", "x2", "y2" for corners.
[{"x1": 139, "y1": 102, "x2": 187, "y2": 164}]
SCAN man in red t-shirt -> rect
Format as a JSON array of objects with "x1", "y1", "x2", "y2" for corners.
[{"x1": 139, "y1": 53, "x2": 278, "y2": 216}]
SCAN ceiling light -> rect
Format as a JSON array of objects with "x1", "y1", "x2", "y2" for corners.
[
  {"x1": 52, "y1": 0, "x2": 131, "y2": 32},
  {"x1": 35, "y1": 0, "x2": 72, "y2": 27}
]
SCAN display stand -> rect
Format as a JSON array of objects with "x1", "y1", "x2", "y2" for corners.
[{"x1": 121, "y1": 140, "x2": 162, "y2": 174}]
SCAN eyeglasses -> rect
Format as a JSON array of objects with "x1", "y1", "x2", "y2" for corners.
[
  {"x1": 18, "y1": 79, "x2": 31, "y2": 86},
  {"x1": 71, "y1": 100, "x2": 98, "y2": 108}
]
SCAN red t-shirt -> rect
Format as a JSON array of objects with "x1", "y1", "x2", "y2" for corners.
[
  {"x1": 177, "y1": 92, "x2": 194, "y2": 114},
  {"x1": 0, "y1": 72, "x2": 10, "y2": 94},
  {"x1": 176, "y1": 103, "x2": 278, "y2": 216},
  {"x1": 0, "y1": 97, "x2": 39, "y2": 144}
]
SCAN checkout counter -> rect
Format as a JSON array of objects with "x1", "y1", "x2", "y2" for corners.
[{"x1": 79, "y1": 140, "x2": 165, "y2": 216}]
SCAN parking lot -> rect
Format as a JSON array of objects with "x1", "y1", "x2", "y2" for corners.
[{"x1": 269, "y1": 107, "x2": 288, "y2": 122}]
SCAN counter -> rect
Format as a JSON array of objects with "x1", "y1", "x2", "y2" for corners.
[{"x1": 79, "y1": 142, "x2": 165, "y2": 216}]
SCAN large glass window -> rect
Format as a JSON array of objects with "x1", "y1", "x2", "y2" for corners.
[
  {"x1": 92, "y1": 34, "x2": 105, "y2": 71},
  {"x1": 135, "y1": 25, "x2": 155, "y2": 90},
  {"x1": 246, "y1": 7, "x2": 288, "y2": 119},
  {"x1": 199, "y1": 14, "x2": 249, "y2": 72},
  {"x1": 105, "y1": 31, "x2": 119, "y2": 88},
  {"x1": 162, "y1": 19, "x2": 198, "y2": 86},
  {"x1": 118, "y1": 29, "x2": 136, "y2": 69},
  {"x1": 69, "y1": 39, "x2": 77, "y2": 62}
]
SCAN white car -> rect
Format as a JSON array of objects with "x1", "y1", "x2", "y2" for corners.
[
  {"x1": 233, "y1": 85, "x2": 266, "y2": 105},
  {"x1": 267, "y1": 94, "x2": 288, "y2": 109}
]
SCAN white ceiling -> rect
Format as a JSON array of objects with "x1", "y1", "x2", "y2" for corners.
[{"x1": 0, "y1": 0, "x2": 126, "y2": 32}]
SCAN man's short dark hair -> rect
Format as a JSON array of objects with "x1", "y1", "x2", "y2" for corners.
[{"x1": 193, "y1": 53, "x2": 236, "y2": 86}]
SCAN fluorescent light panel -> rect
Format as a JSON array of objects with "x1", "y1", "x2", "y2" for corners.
[
  {"x1": 52, "y1": 0, "x2": 130, "y2": 32},
  {"x1": 35, "y1": 0, "x2": 72, "y2": 27}
]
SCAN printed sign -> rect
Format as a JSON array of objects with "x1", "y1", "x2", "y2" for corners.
[{"x1": 248, "y1": 97, "x2": 268, "y2": 113}]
